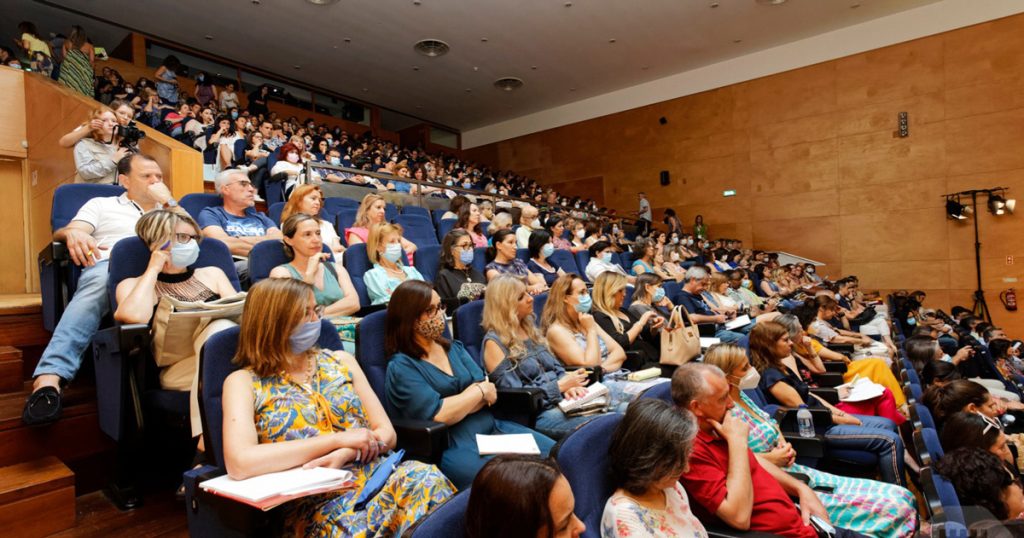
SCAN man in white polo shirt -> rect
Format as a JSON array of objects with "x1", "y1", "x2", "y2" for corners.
[{"x1": 24, "y1": 153, "x2": 172, "y2": 425}]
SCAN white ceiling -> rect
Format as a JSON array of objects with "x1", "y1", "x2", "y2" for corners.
[{"x1": 5, "y1": 0, "x2": 949, "y2": 133}]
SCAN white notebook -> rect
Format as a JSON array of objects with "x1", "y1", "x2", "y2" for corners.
[
  {"x1": 476, "y1": 434, "x2": 541, "y2": 455},
  {"x1": 724, "y1": 314, "x2": 751, "y2": 330},
  {"x1": 557, "y1": 382, "x2": 609, "y2": 413},
  {"x1": 200, "y1": 467, "x2": 354, "y2": 510}
]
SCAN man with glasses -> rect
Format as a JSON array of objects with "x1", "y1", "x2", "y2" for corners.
[
  {"x1": 24, "y1": 153, "x2": 173, "y2": 425},
  {"x1": 198, "y1": 168, "x2": 281, "y2": 286},
  {"x1": 677, "y1": 266, "x2": 748, "y2": 343}
]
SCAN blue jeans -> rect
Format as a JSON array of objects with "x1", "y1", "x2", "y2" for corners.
[
  {"x1": 534, "y1": 407, "x2": 601, "y2": 440},
  {"x1": 824, "y1": 414, "x2": 905, "y2": 486},
  {"x1": 33, "y1": 260, "x2": 110, "y2": 382},
  {"x1": 715, "y1": 329, "x2": 746, "y2": 343}
]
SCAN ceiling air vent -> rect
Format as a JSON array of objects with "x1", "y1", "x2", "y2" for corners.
[
  {"x1": 414, "y1": 39, "x2": 450, "y2": 57},
  {"x1": 493, "y1": 77, "x2": 524, "y2": 91}
]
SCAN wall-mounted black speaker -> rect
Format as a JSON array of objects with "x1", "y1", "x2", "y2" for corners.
[
  {"x1": 659, "y1": 170, "x2": 670, "y2": 186},
  {"x1": 658, "y1": 116, "x2": 668, "y2": 125}
]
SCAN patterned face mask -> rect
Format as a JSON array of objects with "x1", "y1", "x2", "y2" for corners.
[{"x1": 416, "y1": 309, "x2": 446, "y2": 341}]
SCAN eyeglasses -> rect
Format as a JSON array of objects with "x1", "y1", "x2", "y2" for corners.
[
  {"x1": 424, "y1": 303, "x2": 446, "y2": 317},
  {"x1": 229, "y1": 179, "x2": 254, "y2": 189},
  {"x1": 174, "y1": 233, "x2": 200, "y2": 244},
  {"x1": 306, "y1": 305, "x2": 325, "y2": 320},
  {"x1": 978, "y1": 411, "x2": 1003, "y2": 435},
  {"x1": 455, "y1": 243, "x2": 473, "y2": 250}
]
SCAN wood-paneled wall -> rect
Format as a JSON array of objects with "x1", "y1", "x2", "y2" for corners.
[{"x1": 464, "y1": 14, "x2": 1024, "y2": 335}]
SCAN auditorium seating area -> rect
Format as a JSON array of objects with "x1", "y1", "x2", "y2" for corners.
[{"x1": 6, "y1": 7, "x2": 1024, "y2": 538}]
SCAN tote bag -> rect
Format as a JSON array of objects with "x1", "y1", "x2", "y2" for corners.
[
  {"x1": 660, "y1": 306, "x2": 701, "y2": 366},
  {"x1": 151, "y1": 292, "x2": 246, "y2": 367}
]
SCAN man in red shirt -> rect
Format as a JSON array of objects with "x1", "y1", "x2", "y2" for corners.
[{"x1": 671, "y1": 363, "x2": 867, "y2": 538}]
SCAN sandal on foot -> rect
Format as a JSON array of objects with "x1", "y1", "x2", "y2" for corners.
[{"x1": 22, "y1": 386, "x2": 63, "y2": 426}]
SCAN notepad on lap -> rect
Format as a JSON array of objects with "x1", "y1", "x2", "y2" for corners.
[
  {"x1": 699, "y1": 337, "x2": 721, "y2": 348},
  {"x1": 476, "y1": 434, "x2": 541, "y2": 455},
  {"x1": 200, "y1": 467, "x2": 355, "y2": 511},
  {"x1": 557, "y1": 382, "x2": 609, "y2": 414},
  {"x1": 724, "y1": 315, "x2": 751, "y2": 330}
]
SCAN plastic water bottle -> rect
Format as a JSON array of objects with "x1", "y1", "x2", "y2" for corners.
[{"x1": 797, "y1": 405, "x2": 815, "y2": 438}]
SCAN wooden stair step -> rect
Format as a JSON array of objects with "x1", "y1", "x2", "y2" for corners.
[
  {"x1": 0, "y1": 346, "x2": 21, "y2": 393},
  {"x1": 0, "y1": 456, "x2": 75, "y2": 538},
  {"x1": 0, "y1": 295, "x2": 48, "y2": 350},
  {"x1": 0, "y1": 383, "x2": 112, "y2": 468}
]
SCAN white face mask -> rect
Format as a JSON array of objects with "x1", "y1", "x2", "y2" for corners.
[
  {"x1": 531, "y1": 218, "x2": 541, "y2": 228},
  {"x1": 731, "y1": 368, "x2": 761, "y2": 390}
]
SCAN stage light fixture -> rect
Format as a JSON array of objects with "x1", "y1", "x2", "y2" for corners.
[
  {"x1": 946, "y1": 198, "x2": 968, "y2": 220},
  {"x1": 988, "y1": 193, "x2": 1016, "y2": 215}
]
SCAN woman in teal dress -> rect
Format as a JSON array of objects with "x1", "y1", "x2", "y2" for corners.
[
  {"x1": 384, "y1": 279, "x2": 556, "y2": 489},
  {"x1": 222, "y1": 278, "x2": 454, "y2": 537},
  {"x1": 702, "y1": 344, "x2": 916, "y2": 538},
  {"x1": 269, "y1": 214, "x2": 360, "y2": 317}
]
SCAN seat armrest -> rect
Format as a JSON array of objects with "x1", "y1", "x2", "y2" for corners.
[
  {"x1": 356, "y1": 304, "x2": 387, "y2": 317},
  {"x1": 184, "y1": 465, "x2": 277, "y2": 538},
  {"x1": 38, "y1": 241, "x2": 70, "y2": 265},
  {"x1": 811, "y1": 372, "x2": 845, "y2": 387},
  {"x1": 705, "y1": 526, "x2": 782, "y2": 538},
  {"x1": 493, "y1": 387, "x2": 544, "y2": 428},
  {"x1": 393, "y1": 418, "x2": 450, "y2": 464},
  {"x1": 697, "y1": 323, "x2": 717, "y2": 337},
  {"x1": 822, "y1": 361, "x2": 848, "y2": 374},
  {"x1": 826, "y1": 343, "x2": 855, "y2": 354},
  {"x1": 782, "y1": 433, "x2": 826, "y2": 459},
  {"x1": 808, "y1": 387, "x2": 839, "y2": 405},
  {"x1": 786, "y1": 471, "x2": 811, "y2": 485},
  {"x1": 660, "y1": 364, "x2": 678, "y2": 378},
  {"x1": 91, "y1": 323, "x2": 152, "y2": 441}
]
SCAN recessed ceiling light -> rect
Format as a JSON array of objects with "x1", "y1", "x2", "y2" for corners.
[
  {"x1": 413, "y1": 0, "x2": 421, "y2": 4},
  {"x1": 641, "y1": 65, "x2": 649, "y2": 70},
  {"x1": 414, "y1": 39, "x2": 450, "y2": 57},
  {"x1": 494, "y1": 77, "x2": 524, "y2": 91},
  {"x1": 473, "y1": 66, "x2": 479, "y2": 71},
  {"x1": 710, "y1": 2, "x2": 720, "y2": 7},
  {"x1": 564, "y1": 1, "x2": 572, "y2": 6},
  {"x1": 415, "y1": 105, "x2": 423, "y2": 109},
  {"x1": 412, "y1": 66, "x2": 420, "y2": 71},
  {"x1": 480, "y1": 38, "x2": 488, "y2": 43},
  {"x1": 608, "y1": 39, "x2": 616, "y2": 44},
  {"x1": 850, "y1": 3, "x2": 861, "y2": 8},
  {"x1": 755, "y1": 0, "x2": 787, "y2": 5},
  {"x1": 306, "y1": 0, "x2": 339, "y2": 5},
  {"x1": 530, "y1": 66, "x2": 537, "y2": 70},
  {"x1": 293, "y1": 65, "x2": 301, "y2": 69},
  {"x1": 569, "y1": 87, "x2": 576, "y2": 92},
  {"x1": 250, "y1": 0, "x2": 260, "y2": 4},
  {"x1": 204, "y1": 35, "x2": 214, "y2": 40},
  {"x1": 362, "y1": 88, "x2": 369, "y2": 92},
  {"x1": 343, "y1": 37, "x2": 352, "y2": 43},
  {"x1": 733, "y1": 39, "x2": 743, "y2": 43},
  {"x1": 465, "y1": 88, "x2": 472, "y2": 92}
]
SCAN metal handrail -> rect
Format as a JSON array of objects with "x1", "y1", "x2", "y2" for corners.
[{"x1": 302, "y1": 160, "x2": 640, "y2": 223}]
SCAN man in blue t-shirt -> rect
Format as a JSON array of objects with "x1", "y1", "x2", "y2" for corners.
[
  {"x1": 199, "y1": 168, "x2": 281, "y2": 284},
  {"x1": 677, "y1": 266, "x2": 747, "y2": 343}
]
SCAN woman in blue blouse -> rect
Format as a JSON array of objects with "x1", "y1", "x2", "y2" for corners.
[
  {"x1": 526, "y1": 229, "x2": 564, "y2": 287},
  {"x1": 485, "y1": 229, "x2": 547, "y2": 294},
  {"x1": 364, "y1": 223, "x2": 424, "y2": 305},
  {"x1": 384, "y1": 280, "x2": 555, "y2": 489}
]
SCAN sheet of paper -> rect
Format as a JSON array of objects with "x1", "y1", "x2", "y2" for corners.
[
  {"x1": 476, "y1": 434, "x2": 541, "y2": 455},
  {"x1": 724, "y1": 315, "x2": 751, "y2": 330},
  {"x1": 699, "y1": 337, "x2": 721, "y2": 348}
]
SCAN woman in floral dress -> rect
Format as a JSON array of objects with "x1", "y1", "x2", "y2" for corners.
[
  {"x1": 222, "y1": 278, "x2": 454, "y2": 537},
  {"x1": 703, "y1": 344, "x2": 916, "y2": 538}
]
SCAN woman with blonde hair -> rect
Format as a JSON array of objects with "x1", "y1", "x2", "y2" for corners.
[
  {"x1": 591, "y1": 272, "x2": 660, "y2": 369},
  {"x1": 73, "y1": 107, "x2": 129, "y2": 184},
  {"x1": 541, "y1": 274, "x2": 627, "y2": 374},
  {"x1": 364, "y1": 223, "x2": 424, "y2": 305},
  {"x1": 346, "y1": 193, "x2": 417, "y2": 262},
  {"x1": 702, "y1": 344, "x2": 917, "y2": 538},
  {"x1": 270, "y1": 214, "x2": 359, "y2": 318},
  {"x1": 222, "y1": 278, "x2": 454, "y2": 535},
  {"x1": 114, "y1": 209, "x2": 237, "y2": 449},
  {"x1": 280, "y1": 184, "x2": 344, "y2": 255},
  {"x1": 482, "y1": 276, "x2": 600, "y2": 439}
]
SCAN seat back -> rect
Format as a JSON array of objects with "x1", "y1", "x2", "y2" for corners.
[
  {"x1": 407, "y1": 489, "x2": 470, "y2": 538},
  {"x1": 51, "y1": 184, "x2": 126, "y2": 231},
  {"x1": 323, "y1": 197, "x2": 360, "y2": 216},
  {"x1": 267, "y1": 202, "x2": 285, "y2": 225},
  {"x1": 471, "y1": 246, "x2": 488, "y2": 275},
  {"x1": 414, "y1": 244, "x2": 442, "y2": 284},
  {"x1": 401, "y1": 205, "x2": 431, "y2": 219},
  {"x1": 385, "y1": 203, "x2": 399, "y2": 222},
  {"x1": 248, "y1": 240, "x2": 334, "y2": 285},
  {"x1": 663, "y1": 281, "x2": 683, "y2": 304},
  {"x1": 638, "y1": 381, "x2": 671, "y2": 402},
  {"x1": 622, "y1": 285, "x2": 635, "y2": 309},
  {"x1": 914, "y1": 402, "x2": 936, "y2": 430},
  {"x1": 574, "y1": 251, "x2": 591, "y2": 282},
  {"x1": 931, "y1": 469, "x2": 967, "y2": 525},
  {"x1": 548, "y1": 249, "x2": 579, "y2": 275},
  {"x1": 342, "y1": 243, "x2": 373, "y2": 307},
  {"x1": 398, "y1": 215, "x2": 439, "y2": 247},
  {"x1": 336, "y1": 209, "x2": 358, "y2": 240},
  {"x1": 905, "y1": 366, "x2": 921, "y2": 386},
  {"x1": 355, "y1": 311, "x2": 391, "y2": 411},
  {"x1": 106, "y1": 236, "x2": 241, "y2": 308},
  {"x1": 431, "y1": 209, "x2": 447, "y2": 228},
  {"x1": 180, "y1": 193, "x2": 224, "y2": 222},
  {"x1": 515, "y1": 248, "x2": 530, "y2": 264},
  {"x1": 199, "y1": 319, "x2": 342, "y2": 468},
  {"x1": 618, "y1": 250, "x2": 634, "y2": 269},
  {"x1": 453, "y1": 300, "x2": 485, "y2": 365},
  {"x1": 555, "y1": 413, "x2": 623, "y2": 538},
  {"x1": 915, "y1": 427, "x2": 944, "y2": 466},
  {"x1": 532, "y1": 292, "x2": 548, "y2": 322},
  {"x1": 437, "y1": 219, "x2": 458, "y2": 244}
]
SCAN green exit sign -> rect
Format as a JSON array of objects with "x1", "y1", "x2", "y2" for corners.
[{"x1": 723, "y1": 190, "x2": 736, "y2": 197}]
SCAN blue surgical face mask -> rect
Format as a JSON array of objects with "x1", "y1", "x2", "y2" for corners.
[
  {"x1": 170, "y1": 239, "x2": 200, "y2": 267},
  {"x1": 230, "y1": 110, "x2": 238, "y2": 119},
  {"x1": 653, "y1": 287, "x2": 666, "y2": 302},
  {"x1": 601, "y1": 252, "x2": 613, "y2": 264},
  {"x1": 907, "y1": 317, "x2": 917, "y2": 326},
  {"x1": 459, "y1": 248, "x2": 474, "y2": 265},
  {"x1": 329, "y1": 157, "x2": 340, "y2": 166},
  {"x1": 290, "y1": 319, "x2": 321, "y2": 355},
  {"x1": 541, "y1": 243, "x2": 555, "y2": 259},
  {"x1": 383, "y1": 243, "x2": 403, "y2": 263},
  {"x1": 941, "y1": 353, "x2": 953, "y2": 363},
  {"x1": 575, "y1": 293, "x2": 592, "y2": 314}
]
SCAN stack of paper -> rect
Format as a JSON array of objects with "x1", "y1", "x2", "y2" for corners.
[
  {"x1": 200, "y1": 467, "x2": 355, "y2": 511},
  {"x1": 476, "y1": 434, "x2": 541, "y2": 455},
  {"x1": 557, "y1": 382, "x2": 609, "y2": 415},
  {"x1": 837, "y1": 377, "x2": 884, "y2": 403},
  {"x1": 724, "y1": 315, "x2": 751, "y2": 331}
]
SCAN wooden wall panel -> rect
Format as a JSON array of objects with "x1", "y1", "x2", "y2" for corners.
[
  {"x1": 0, "y1": 69, "x2": 26, "y2": 158},
  {"x1": 471, "y1": 13, "x2": 1024, "y2": 336}
]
